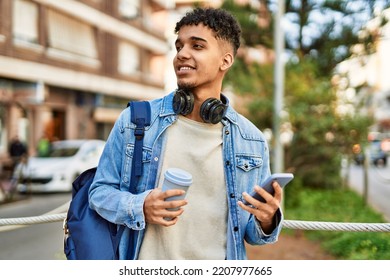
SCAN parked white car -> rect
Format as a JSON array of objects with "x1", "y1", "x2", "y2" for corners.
[{"x1": 15, "y1": 139, "x2": 105, "y2": 193}]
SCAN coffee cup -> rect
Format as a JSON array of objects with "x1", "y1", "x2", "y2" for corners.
[{"x1": 162, "y1": 168, "x2": 192, "y2": 214}]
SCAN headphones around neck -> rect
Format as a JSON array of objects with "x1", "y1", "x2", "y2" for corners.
[{"x1": 172, "y1": 89, "x2": 228, "y2": 124}]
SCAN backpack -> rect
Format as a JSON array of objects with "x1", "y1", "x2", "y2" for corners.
[{"x1": 63, "y1": 100, "x2": 151, "y2": 260}]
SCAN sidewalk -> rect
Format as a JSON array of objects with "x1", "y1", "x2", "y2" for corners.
[
  {"x1": 246, "y1": 231, "x2": 335, "y2": 260},
  {"x1": 0, "y1": 179, "x2": 12, "y2": 203},
  {"x1": 0, "y1": 179, "x2": 27, "y2": 205}
]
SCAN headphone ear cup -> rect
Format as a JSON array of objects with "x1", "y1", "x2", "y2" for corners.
[
  {"x1": 173, "y1": 89, "x2": 194, "y2": 115},
  {"x1": 209, "y1": 102, "x2": 227, "y2": 124},
  {"x1": 200, "y1": 98, "x2": 216, "y2": 123},
  {"x1": 200, "y1": 98, "x2": 226, "y2": 124}
]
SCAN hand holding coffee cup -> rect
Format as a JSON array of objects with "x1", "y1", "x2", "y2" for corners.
[{"x1": 162, "y1": 168, "x2": 192, "y2": 220}]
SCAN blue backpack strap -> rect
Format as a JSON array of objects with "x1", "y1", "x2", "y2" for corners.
[
  {"x1": 112, "y1": 101, "x2": 150, "y2": 259},
  {"x1": 128, "y1": 101, "x2": 151, "y2": 192}
]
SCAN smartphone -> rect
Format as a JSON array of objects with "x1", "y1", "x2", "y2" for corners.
[{"x1": 243, "y1": 173, "x2": 294, "y2": 205}]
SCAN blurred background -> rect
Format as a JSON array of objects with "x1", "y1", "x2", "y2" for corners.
[
  {"x1": 1, "y1": 0, "x2": 390, "y2": 260},
  {"x1": 1, "y1": 0, "x2": 390, "y2": 187}
]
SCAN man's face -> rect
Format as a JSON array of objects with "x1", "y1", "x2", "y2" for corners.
[{"x1": 173, "y1": 24, "x2": 228, "y2": 92}]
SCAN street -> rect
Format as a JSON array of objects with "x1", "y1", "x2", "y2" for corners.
[
  {"x1": 345, "y1": 161, "x2": 390, "y2": 222},
  {"x1": 0, "y1": 193, "x2": 70, "y2": 260}
]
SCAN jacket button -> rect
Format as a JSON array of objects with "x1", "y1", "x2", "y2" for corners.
[
  {"x1": 225, "y1": 160, "x2": 230, "y2": 166},
  {"x1": 230, "y1": 193, "x2": 235, "y2": 198},
  {"x1": 234, "y1": 226, "x2": 239, "y2": 232},
  {"x1": 225, "y1": 130, "x2": 230, "y2": 135}
]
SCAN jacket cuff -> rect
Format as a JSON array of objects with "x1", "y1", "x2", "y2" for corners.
[
  {"x1": 125, "y1": 190, "x2": 152, "y2": 230},
  {"x1": 257, "y1": 208, "x2": 282, "y2": 237}
]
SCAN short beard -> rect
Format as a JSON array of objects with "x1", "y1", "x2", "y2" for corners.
[{"x1": 177, "y1": 82, "x2": 195, "y2": 92}]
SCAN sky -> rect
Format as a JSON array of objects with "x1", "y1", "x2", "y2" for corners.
[{"x1": 268, "y1": 0, "x2": 389, "y2": 50}]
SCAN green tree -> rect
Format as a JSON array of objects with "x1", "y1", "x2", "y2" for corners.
[
  {"x1": 222, "y1": 0, "x2": 381, "y2": 188},
  {"x1": 222, "y1": 0, "x2": 274, "y2": 48},
  {"x1": 285, "y1": 0, "x2": 390, "y2": 77},
  {"x1": 284, "y1": 60, "x2": 372, "y2": 188}
]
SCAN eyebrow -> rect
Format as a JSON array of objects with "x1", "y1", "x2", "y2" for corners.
[{"x1": 175, "y1": 36, "x2": 208, "y2": 45}]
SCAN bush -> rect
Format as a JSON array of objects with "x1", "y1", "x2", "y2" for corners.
[{"x1": 284, "y1": 185, "x2": 390, "y2": 259}]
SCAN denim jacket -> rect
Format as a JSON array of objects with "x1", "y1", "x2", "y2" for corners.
[{"x1": 89, "y1": 92, "x2": 283, "y2": 260}]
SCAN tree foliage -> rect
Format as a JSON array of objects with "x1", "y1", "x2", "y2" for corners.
[
  {"x1": 284, "y1": 0, "x2": 390, "y2": 77},
  {"x1": 221, "y1": 0, "x2": 384, "y2": 188},
  {"x1": 284, "y1": 60, "x2": 373, "y2": 188},
  {"x1": 223, "y1": 0, "x2": 274, "y2": 48}
]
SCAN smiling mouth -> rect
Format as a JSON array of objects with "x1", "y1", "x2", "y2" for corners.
[{"x1": 177, "y1": 66, "x2": 195, "y2": 73}]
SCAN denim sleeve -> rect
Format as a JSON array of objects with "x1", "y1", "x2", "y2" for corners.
[
  {"x1": 245, "y1": 208, "x2": 283, "y2": 245},
  {"x1": 88, "y1": 110, "x2": 150, "y2": 230},
  {"x1": 244, "y1": 137, "x2": 283, "y2": 245}
]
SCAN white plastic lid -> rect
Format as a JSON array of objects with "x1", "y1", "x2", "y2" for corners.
[{"x1": 164, "y1": 168, "x2": 193, "y2": 186}]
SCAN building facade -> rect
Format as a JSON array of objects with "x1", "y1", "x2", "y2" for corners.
[
  {"x1": 335, "y1": 7, "x2": 390, "y2": 135},
  {"x1": 0, "y1": 0, "x2": 173, "y2": 169}
]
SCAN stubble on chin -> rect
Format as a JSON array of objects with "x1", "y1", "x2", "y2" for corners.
[{"x1": 177, "y1": 82, "x2": 195, "y2": 92}]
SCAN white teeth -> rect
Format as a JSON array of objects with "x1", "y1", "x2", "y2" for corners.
[{"x1": 180, "y1": 67, "x2": 193, "y2": 70}]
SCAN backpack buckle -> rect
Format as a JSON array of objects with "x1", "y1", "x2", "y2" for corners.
[{"x1": 134, "y1": 127, "x2": 144, "y2": 140}]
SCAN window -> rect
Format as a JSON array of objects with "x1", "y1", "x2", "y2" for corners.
[
  {"x1": 0, "y1": 0, "x2": 5, "y2": 42},
  {"x1": 119, "y1": 0, "x2": 140, "y2": 19},
  {"x1": 118, "y1": 42, "x2": 140, "y2": 75},
  {"x1": 148, "y1": 53, "x2": 166, "y2": 84},
  {"x1": 12, "y1": 0, "x2": 39, "y2": 44},
  {"x1": 47, "y1": 10, "x2": 97, "y2": 59},
  {"x1": 0, "y1": 104, "x2": 7, "y2": 156}
]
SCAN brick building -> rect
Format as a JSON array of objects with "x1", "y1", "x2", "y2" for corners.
[{"x1": 0, "y1": 0, "x2": 172, "y2": 168}]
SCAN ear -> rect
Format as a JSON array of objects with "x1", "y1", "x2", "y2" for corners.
[{"x1": 220, "y1": 52, "x2": 234, "y2": 71}]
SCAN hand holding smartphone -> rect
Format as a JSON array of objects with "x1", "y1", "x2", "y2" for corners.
[{"x1": 243, "y1": 173, "x2": 294, "y2": 204}]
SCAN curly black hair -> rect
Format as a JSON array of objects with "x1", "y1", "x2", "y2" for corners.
[{"x1": 174, "y1": 7, "x2": 241, "y2": 56}]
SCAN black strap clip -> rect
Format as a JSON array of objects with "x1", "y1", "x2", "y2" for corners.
[{"x1": 134, "y1": 119, "x2": 145, "y2": 140}]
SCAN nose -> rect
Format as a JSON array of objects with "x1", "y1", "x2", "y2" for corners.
[{"x1": 176, "y1": 46, "x2": 190, "y2": 60}]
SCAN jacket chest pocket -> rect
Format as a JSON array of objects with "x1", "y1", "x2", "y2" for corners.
[
  {"x1": 236, "y1": 155, "x2": 263, "y2": 172},
  {"x1": 235, "y1": 155, "x2": 263, "y2": 192},
  {"x1": 125, "y1": 144, "x2": 152, "y2": 162}
]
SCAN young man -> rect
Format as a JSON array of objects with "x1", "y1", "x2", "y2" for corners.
[{"x1": 89, "y1": 7, "x2": 283, "y2": 260}]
